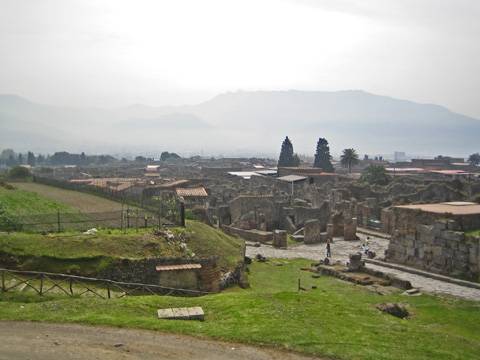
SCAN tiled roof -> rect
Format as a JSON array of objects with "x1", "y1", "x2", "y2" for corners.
[
  {"x1": 156, "y1": 264, "x2": 202, "y2": 271},
  {"x1": 176, "y1": 187, "x2": 208, "y2": 197}
]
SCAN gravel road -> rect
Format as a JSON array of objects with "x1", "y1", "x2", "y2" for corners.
[{"x1": 0, "y1": 321, "x2": 320, "y2": 360}]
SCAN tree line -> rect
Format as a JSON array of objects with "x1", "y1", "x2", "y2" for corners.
[{"x1": 0, "y1": 149, "x2": 183, "y2": 167}]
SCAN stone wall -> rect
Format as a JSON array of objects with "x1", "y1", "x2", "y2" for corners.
[
  {"x1": 221, "y1": 225, "x2": 273, "y2": 243},
  {"x1": 99, "y1": 257, "x2": 222, "y2": 292},
  {"x1": 386, "y1": 221, "x2": 480, "y2": 281},
  {"x1": 229, "y1": 195, "x2": 281, "y2": 230}
]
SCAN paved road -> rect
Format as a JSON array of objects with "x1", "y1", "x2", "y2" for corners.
[
  {"x1": 246, "y1": 234, "x2": 480, "y2": 301},
  {"x1": 0, "y1": 321, "x2": 320, "y2": 360}
]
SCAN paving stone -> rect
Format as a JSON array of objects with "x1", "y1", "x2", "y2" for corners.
[{"x1": 157, "y1": 307, "x2": 204, "y2": 321}]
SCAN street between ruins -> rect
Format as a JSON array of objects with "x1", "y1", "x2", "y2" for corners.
[
  {"x1": 246, "y1": 233, "x2": 480, "y2": 301},
  {"x1": 0, "y1": 321, "x2": 320, "y2": 360}
]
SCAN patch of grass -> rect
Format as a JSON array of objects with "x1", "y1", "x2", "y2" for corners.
[
  {"x1": 0, "y1": 259, "x2": 479, "y2": 360},
  {"x1": 0, "y1": 221, "x2": 244, "y2": 273},
  {"x1": 0, "y1": 186, "x2": 76, "y2": 216},
  {"x1": 13, "y1": 182, "x2": 128, "y2": 213},
  {"x1": 466, "y1": 229, "x2": 480, "y2": 237}
]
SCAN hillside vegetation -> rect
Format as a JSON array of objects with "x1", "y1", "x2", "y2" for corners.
[{"x1": 0, "y1": 221, "x2": 244, "y2": 274}]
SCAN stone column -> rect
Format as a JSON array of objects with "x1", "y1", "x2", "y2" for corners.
[
  {"x1": 344, "y1": 217, "x2": 358, "y2": 241},
  {"x1": 273, "y1": 230, "x2": 288, "y2": 248}
]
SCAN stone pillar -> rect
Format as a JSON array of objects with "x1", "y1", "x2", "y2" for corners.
[
  {"x1": 304, "y1": 219, "x2": 321, "y2": 244},
  {"x1": 273, "y1": 230, "x2": 288, "y2": 248},
  {"x1": 327, "y1": 223, "x2": 334, "y2": 241},
  {"x1": 344, "y1": 217, "x2": 358, "y2": 241}
]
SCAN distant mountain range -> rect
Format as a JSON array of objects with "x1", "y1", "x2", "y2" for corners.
[{"x1": 1, "y1": 90, "x2": 479, "y2": 157}]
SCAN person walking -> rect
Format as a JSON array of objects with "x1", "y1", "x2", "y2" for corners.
[{"x1": 326, "y1": 239, "x2": 332, "y2": 258}]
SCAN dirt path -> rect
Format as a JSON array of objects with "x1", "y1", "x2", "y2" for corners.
[
  {"x1": 246, "y1": 234, "x2": 480, "y2": 301},
  {"x1": 0, "y1": 321, "x2": 320, "y2": 360},
  {"x1": 15, "y1": 182, "x2": 125, "y2": 212}
]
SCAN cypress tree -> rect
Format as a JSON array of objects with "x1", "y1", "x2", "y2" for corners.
[
  {"x1": 27, "y1": 151, "x2": 36, "y2": 167},
  {"x1": 278, "y1": 136, "x2": 295, "y2": 167},
  {"x1": 313, "y1": 138, "x2": 334, "y2": 172}
]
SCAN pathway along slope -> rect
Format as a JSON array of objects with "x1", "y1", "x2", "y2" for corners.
[{"x1": 0, "y1": 321, "x2": 320, "y2": 360}]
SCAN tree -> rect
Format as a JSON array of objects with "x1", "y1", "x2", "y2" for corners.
[
  {"x1": 36, "y1": 154, "x2": 45, "y2": 164},
  {"x1": 278, "y1": 136, "x2": 296, "y2": 167},
  {"x1": 160, "y1": 151, "x2": 181, "y2": 162},
  {"x1": 468, "y1": 153, "x2": 480, "y2": 166},
  {"x1": 313, "y1": 138, "x2": 334, "y2": 172},
  {"x1": 27, "y1": 151, "x2": 36, "y2": 167},
  {"x1": 340, "y1": 148, "x2": 359, "y2": 173},
  {"x1": 361, "y1": 165, "x2": 390, "y2": 185}
]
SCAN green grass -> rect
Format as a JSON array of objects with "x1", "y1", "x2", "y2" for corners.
[
  {"x1": 0, "y1": 259, "x2": 479, "y2": 360},
  {"x1": 0, "y1": 221, "x2": 244, "y2": 273},
  {"x1": 466, "y1": 230, "x2": 480, "y2": 237},
  {"x1": 0, "y1": 186, "x2": 76, "y2": 216}
]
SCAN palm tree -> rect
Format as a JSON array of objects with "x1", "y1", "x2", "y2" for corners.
[{"x1": 340, "y1": 148, "x2": 359, "y2": 173}]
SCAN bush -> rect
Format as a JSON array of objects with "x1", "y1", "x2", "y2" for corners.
[
  {"x1": 361, "y1": 165, "x2": 390, "y2": 186},
  {"x1": 8, "y1": 166, "x2": 31, "y2": 179}
]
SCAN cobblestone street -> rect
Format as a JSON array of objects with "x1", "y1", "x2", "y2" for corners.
[{"x1": 246, "y1": 233, "x2": 480, "y2": 301}]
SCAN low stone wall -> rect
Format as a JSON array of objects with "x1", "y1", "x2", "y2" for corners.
[
  {"x1": 221, "y1": 225, "x2": 273, "y2": 243},
  {"x1": 386, "y1": 220, "x2": 480, "y2": 281}
]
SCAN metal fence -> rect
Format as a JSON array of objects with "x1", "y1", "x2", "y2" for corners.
[
  {"x1": 0, "y1": 268, "x2": 211, "y2": 298},
  {"x1": 0, "y1": 209, "x2": 173, "y2": 233},
  {"x1": 32, "y1": 176, "x2": 181, "y2": 225}
]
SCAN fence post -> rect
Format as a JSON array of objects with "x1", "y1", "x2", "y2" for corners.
[
  {"x1": 69, "y1": 278, "x2": 73, "y2": 296},
  {"x1": 39, "y1": 274, "x2": 44, "y2": 295},
  {"x1": 180, "y1": 201, "x2": 185, "y2": 227},
  {"x1": 135, "y1": 209, "x2": 139, "y2": 232},
  {"x1": 1, "y1": 271, "x2": 5, "y2": 292},
  {"x1": 127, "y1": 209, "x2": 130, "y2": 229},
  {"x1": 57, "y1": 210, "x2": 61, "y2": 232},
  {"x1": 120, "y1": 209, "x2": 124, "y2": 231},
  {"x1": 107, "y1": 283, "x2": 111, "y2": 299}
]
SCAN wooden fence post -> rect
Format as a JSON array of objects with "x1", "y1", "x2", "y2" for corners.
[
  {"x1": 69, "y1": 278, "x2": 73, "y2": 296},
  {"x1": 107, "y1": 283, "x2": 111, "y2": 299}
]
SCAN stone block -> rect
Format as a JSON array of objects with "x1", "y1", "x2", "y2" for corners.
[
  {"x1": 304, "y1": 219, "x2": 322, "y2": 244},
  {"x1": 273, "y1": 229, "x2": 288, "y2": 248}
]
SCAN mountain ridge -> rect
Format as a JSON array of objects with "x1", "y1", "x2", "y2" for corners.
[{"x1": 1, "y1": 90, "x2": 479, "y2": 156}]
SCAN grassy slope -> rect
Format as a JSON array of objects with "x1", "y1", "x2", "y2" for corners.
[
  {"x1": 0, "y1": 259, "x2": 479, "y2": 360},
  {"x1": 0, "y1": 221, "x2": 244, "y2": 271},
  {"x1": 13, "y1": 182, "x2": 126, "y2": 213},
  {"x1": 0, "y1": 186, "x2": 76, "y2": 216}
]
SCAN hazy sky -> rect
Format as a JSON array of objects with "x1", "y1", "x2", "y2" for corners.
[{"x1": 1, "y1": 0, "x2": 479, "y2": 118}]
